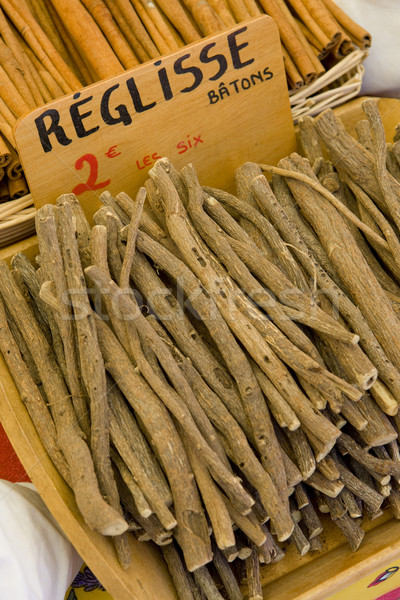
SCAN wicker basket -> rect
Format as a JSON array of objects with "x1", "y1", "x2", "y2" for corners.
[
  {"x1": 0, "y1": 195, "x2": 35, "y2": 248},
  {"x1": 290, "y1": 49, "x2": 367, "y2": 121}
]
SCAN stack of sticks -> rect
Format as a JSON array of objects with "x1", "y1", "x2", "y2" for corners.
[
  {"x1": 1, "y1": 98, "x2": 399, "y2": 599},
  {"x1": 0, "y1": 121, "x2": 29, "y2": 239},
  {"x1": 0, "y1": 127, "x2": 31, "y2": 246}
]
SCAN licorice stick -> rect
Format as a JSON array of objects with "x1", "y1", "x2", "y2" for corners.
[
  {"x1": 273, "y1": 155, "x2": 400, "y2": 372},
  {"x1": 0, "y1": 260, "x2": 128, "y2": 536}
]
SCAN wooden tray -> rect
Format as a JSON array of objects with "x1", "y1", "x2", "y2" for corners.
[{"x1": 1, "y1": 95, "x2": 400, "y2": 600}]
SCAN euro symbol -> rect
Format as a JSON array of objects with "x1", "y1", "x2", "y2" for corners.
[{"x1": 105, "y1": 145, "x2": 121, "y2": 158}]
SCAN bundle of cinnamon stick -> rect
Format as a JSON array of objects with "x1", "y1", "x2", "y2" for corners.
[{"x1": 1, "y1": 99, "x2": 400, "y2": 597}]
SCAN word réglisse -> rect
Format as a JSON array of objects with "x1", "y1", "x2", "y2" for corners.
[{"x1": 35, "y1": 27, "x2": 262, "y2": 153}]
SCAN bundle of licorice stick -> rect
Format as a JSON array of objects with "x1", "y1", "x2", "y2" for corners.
[{"x1": 1, "y1": 98, "x2": 400, "y2": 599}]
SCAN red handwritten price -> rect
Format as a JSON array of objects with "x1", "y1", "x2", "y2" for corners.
[
  {"x1": 72, "y1": 135, "x2": 204, "y2": 196},
  {"x1": 72, "y1": 145, "x2": 122, "y2": 195},
  {"x1": 72, "y1": 154, "x2": 110, "y2": 196}
]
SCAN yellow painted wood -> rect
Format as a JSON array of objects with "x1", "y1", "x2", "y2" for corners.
[
  {"x1": 328, "y1": 558, "x2": 400, "y2": 600},
  {"x1": 15, "y1": 16, "x2": 296, "y2": 223},
  {"x1": 2, "y1": 96, "x2": 400, "y2": 599}
]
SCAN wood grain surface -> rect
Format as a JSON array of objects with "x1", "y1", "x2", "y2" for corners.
[{"x1": 15, "y1": 15, "x2": 296, "y2": 222}]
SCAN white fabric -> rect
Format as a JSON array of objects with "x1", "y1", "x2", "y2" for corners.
[
  {"x1": 335, "y1": 0, "x2": 400, "y2": 98},
  {"x1": 0, "y1": 479, "x2": 83, "y2": 600}
]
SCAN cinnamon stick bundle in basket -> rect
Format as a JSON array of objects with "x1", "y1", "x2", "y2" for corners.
[{"x1": 0, "y1": 0, "x2": 370, "y2": 221}]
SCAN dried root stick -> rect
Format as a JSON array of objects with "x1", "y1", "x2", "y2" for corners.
[
  {"x1": 35, "y1": 205, "x2": 91, "y2": 438},
  {"x1": 147, "y1": 314, "x2": 295, "y2": 534},
  {"x1": 151, "y1": 161, "x2": 340, "y2": 457},
  {"x1": 194, "y1": 565, "x2": 225, "y2": 600},
  {"x1": 124, "y1": 245, "x2": 247, "y2": 441},
  {"x1": 182, "y1": 432, "x2": 236, "y2": 551},
  {"x1": 278, "y1": 154, "x2": 400, "y2": 372},
  {"x1": 0, "y1": 261, "x2": 127, "y2": 536},
  {"x1": 0, "y1": 295, "x2": 70, "y2": 483},
  {"x1": 86, "y1": 265, "x2": 253, "y2": 517},
  {"x1": 150, "y1": 163, "x2": 294, "y2": 528},
  {"x1": 135, "y1": 230, "x2": 252, "y2": 436},
  {"x1": 55, "y1": 200, "x2": 132, "y2": 564},
  {"x1": 162, "y1": 542, "x2": 198, "y2": 600},
  {"x1": 252, "y1": 174, "x2": 400, "y2": 399},
  {"x1": 245, "y1": 547, "x2": 263, "y2": 600},
  {"x1": 94, "y1": 315, "x2": 212, "y2": 571}
]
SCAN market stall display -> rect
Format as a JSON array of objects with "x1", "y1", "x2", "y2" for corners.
[{"x1": 1, "y1": 96, "x2": 400, "y2": 599}]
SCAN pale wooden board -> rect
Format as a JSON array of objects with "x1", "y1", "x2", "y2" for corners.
[
  {"x1": 15, "y1": 16, "x2": 296, "y2": 222},
  {"x1": 2, "y1": 96, "x2": 400, "y2": 600},
  {"x1": 261, "y1": 514, "x2": 400, "y2": 600},
  {"x1": 260, "y1": 511, "x2": 396, "y2": 598},
  {"x1": 0, "y1": 235, "x2": 38, "y2": 264},
  {"x1": 334, "y1": 96, "x2": 400, "y2": 140}
]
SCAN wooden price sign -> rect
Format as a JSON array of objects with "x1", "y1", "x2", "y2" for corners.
[{"x1": 15, "y1": 15, "x2": 296, "y2": 221}]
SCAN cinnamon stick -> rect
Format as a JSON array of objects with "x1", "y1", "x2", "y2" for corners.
[
  {"x1": 147, "y1": 0, "x2": 185, "y2": 49},
  {"x1": 258, "y1": 0, "x2": 317, "y2": 83},
  {"x1": 3, "y1": 0, "x2": 81, "y2": 92},
  {"x1": 50, "y1": 0, "x2": 124, "y2": 79},
  {"x1": 321, "y1": 0, "x2": 371, "y2": 48},
  {"x1": 286, "y1": 0, "x2": 332, "y2": 50},
  {"x1": 209, "y1": 0, "x2": 237, "y2": 26},
  {"x1": 153, "y1": 0, "x2": 201, "y2": 44},
  {"x1": 180, "y1": 0, "x2": 223, "y2": 36},
  {"x1": 81, "y1": 0, "x2": 139, "y2": 69}
]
